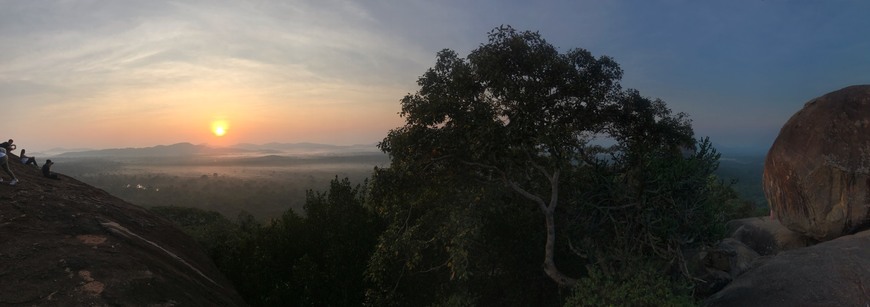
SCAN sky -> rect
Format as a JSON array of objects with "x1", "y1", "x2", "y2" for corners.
[{"x1": 2, "y1": 0, "x2": 869, "y2": 154}]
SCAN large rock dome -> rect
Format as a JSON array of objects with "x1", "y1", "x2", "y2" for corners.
[{"x1": 763, "y1": 85, "x2": 870, "y2": 241}]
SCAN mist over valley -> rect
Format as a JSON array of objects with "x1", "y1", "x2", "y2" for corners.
[
  {"x1": 38, "y1": 141, "x2": 767, "y2": 221},
  {"x1": 44, "y1": 142, "x2": 388, "y2": 220}
]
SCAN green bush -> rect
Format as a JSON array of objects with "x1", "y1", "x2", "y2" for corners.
[{"x1": 564, "y1": 264, "x2": 695, "y2": 307}]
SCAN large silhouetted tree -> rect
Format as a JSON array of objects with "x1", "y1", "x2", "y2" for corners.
[{"x1": 366, "y1": 26, "x2": 728, "y2": 306}]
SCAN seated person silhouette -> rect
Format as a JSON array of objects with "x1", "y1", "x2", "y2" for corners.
[
  {"x1": 42, "y1": 159, "x2": 60, "y2": 180},
  {"x1": 20, "y1": 149, "x2": 38, "y2": 168}
]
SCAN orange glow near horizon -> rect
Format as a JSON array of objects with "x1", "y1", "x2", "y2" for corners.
[
  {"x1": 211, "y1": 120, "x2": 229, "y2": 137},
  {"x1": 23, "y1": 85, "x2": 406, "y2": 150}
]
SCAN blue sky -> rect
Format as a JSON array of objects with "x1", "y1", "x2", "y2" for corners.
[{"x1": 1, "y1": 0, "x2": 868, "y2": 153}]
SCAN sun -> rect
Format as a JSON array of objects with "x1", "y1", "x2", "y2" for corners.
[{"x1": 211, "y1": 120, "x2": 229, "y2": 137}]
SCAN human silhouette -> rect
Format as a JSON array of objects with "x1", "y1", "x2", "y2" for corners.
[
  {"x1": 42, "y1": 159, "x2": 60, "y2": 180},
  {"x1": 0, "y1": 148, "x2": 19, "y2": 185},
  {"x1": 20, "y1": 149, "x2": 38, "y2": 168}
]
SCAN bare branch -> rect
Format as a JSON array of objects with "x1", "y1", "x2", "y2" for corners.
[
  {"x1": 459, "y1": 160, "x2": 501, "y2": 172},
  {"x1": 506, "y1": 181, "x2": 547, "y2": 212},
  {"x1": 548, "y1": 168, "x2": 560, "y2": 211},
  {"x1": 568, "y1": 239, "x2": 587, "y2": 258},
  {"x1": 419, "y1": 259, "x2": 450, "y2": 273},
  {"x1": 524, "y1": 150, "x2": 552, "y2": 179}
]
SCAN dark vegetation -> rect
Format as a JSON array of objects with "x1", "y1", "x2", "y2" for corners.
[
  {"x1": 150, "y1": 178, "x2": 383, "y2": 306},
  {"x1": 62, "y1": 26, "x2": 761, "y2": 305}
]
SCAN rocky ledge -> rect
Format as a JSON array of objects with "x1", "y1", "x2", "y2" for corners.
[{"x1": 0, "y1": 154, "x2": 246, "y2": 306}]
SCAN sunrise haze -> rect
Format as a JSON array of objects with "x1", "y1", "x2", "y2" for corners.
[{"x1": 2, "y1": 1, "x2": 869, "y2": 153}]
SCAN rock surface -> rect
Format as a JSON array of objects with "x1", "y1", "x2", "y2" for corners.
[
  {"x1": 704, "y1": 228, "x2": 870, "y2": 306},
  {"x1": 691, "y1": 217, "x2": 800, "y2": 297},
  {"x1": 726, "y1": 217, "x2": 814, "y2": 256},
  {"x1": 0, "y1": 153, "x2": 246, "y2": 306},
  {"x1": 763, "y1": 85, "x2": 870, "y2": 241}
]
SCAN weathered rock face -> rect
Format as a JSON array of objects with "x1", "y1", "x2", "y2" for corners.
[
  {"x1": 0, "y1": 154, "x2": 247, "y2": 306},
  {"x1": 725, "y1": 217, "x2": 814, "y2": 256},
  {"x1": 690, "y1": 217, "x2": 809, "y2": 297},
  {"x1": 704, "y1": 228, "x2": 870, "y2": 306},
  {"x1": 763, "y1": 85, "x2": 870, "y2": 241}
]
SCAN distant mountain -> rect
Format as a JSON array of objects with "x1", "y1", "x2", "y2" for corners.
[
  {"x1": 235, "y1": 142, "x2": 381, "y2": 154},
  {"x1": 56, "y1": 142, "x2": 217, "y2": 158},
  {"x1": 34, "y1": 147, "x2": 97, "y2": 157},
  {"x1": 54, "y1": 142, "x2": 381, "y2": 158}
]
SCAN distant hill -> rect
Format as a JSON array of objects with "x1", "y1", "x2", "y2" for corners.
[
  {"x1": 34, "y1": 147, "x2": 97, "y2": 157},
  {"x1": 54, "y1": 142, "x2": 381, "y2": 158},
  {"x1": 55, "y1": 142, "x2": 215, "y2": 158}
]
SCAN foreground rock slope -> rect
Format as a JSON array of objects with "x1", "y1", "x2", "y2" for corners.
[
  {"x1": 0, "y1": 154, "x2": 246, "y2": 306},
  {"x1": 705, "y1": 228, "x2": 870, "y2": 306}
]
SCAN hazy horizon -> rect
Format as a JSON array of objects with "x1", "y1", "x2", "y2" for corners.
[
  {"x1": 29, "y1": 140, "x2": 383, "y2": 157},
  {"x1": 31, "y1": 139, "x2": 770, "y2": 158},
  {"x1": 4, "y1": 1, "x2": 869, "y2": 154}
]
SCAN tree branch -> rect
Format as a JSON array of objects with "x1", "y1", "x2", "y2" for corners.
[
  {"x1": 549, "y1": 168, "x2": 560, "y2": 211},
  {"x1": 524, "y1": 150, "x2": 552, "y2": 179},
  {"x1": 457, "y1": 157, "x2": 576, "y2": 287},
  {"x1": 505, "y1": 180, "x2": 547, "y2": 212}
]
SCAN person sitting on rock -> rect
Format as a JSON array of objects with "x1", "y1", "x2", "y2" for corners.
[
  {"x1": 0, "y1": 148, "x2": 19, "y2": 186},
  {"x1": 0, "y1": 139, "x2": 15, "y2": 153},
  {"x1": 42, "y1": 159, "x2": 60, "y2": 180},
  {"x1": 19, "y1": 149, "x2": 38, "y2": 168}
]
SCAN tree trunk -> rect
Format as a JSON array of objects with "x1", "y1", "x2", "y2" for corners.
[
  {"x1": 506, "y1": 169, "x2": 577, "y2": 287},
  {"x1": 542, "y1": 207, "x2": 576, "y2": 287}
]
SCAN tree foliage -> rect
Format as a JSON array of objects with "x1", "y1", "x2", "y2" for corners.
[
  {"x1": 564, "y1": 262, "x2": 695, "y2": 307},
  {"x1": 367, "y1": 26, "x2": 738, "y2": 306},
  {"x1": 378, "y1": 24, "x2": 625, "y2": 286},
  {"x1": 152, "y1": 177, "x2": 383, "y2": 306}
]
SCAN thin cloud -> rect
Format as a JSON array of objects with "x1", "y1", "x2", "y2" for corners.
[{"x1": 2, "y1": 0, "x2": 869, "y2": 151}]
